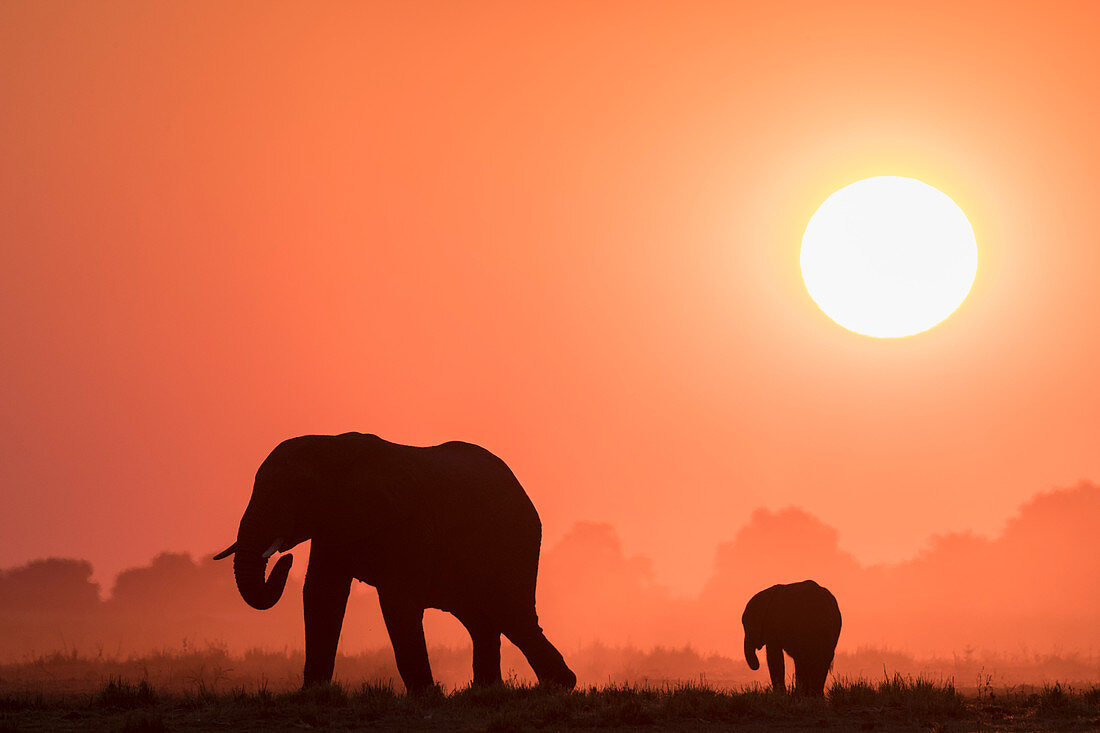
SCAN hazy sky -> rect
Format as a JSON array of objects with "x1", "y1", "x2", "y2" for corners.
[{"x1": 3, "y1": 2, "x2": 1100, "y2": 593}]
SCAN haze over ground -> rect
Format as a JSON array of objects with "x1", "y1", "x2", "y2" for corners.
[
  {"x1": 3, "y1": 2, "x2": 1100, "y2": 604},
  {"x1": 3, "y1": 483, "x2": 1097, "y2": 669}
]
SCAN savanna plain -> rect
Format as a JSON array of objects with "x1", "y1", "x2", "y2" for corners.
[
  {"x1": 3, "y1": 485, "x2": 1099, "y2": 730},
  {"x1": 2, "y1": 646, "x2": 1098, "y2": 732}
]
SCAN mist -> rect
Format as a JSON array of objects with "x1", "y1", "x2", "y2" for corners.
[{"x1": 3, "y1": 484, "x2": 1096, "y2": 687}]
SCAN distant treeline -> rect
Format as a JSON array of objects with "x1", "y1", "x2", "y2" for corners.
[{"x1": 1, "y1": 484, "x2": 1098, "y2": 663}]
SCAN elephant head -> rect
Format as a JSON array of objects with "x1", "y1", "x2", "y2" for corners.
[
  {"x1": 741, "y1": 591, "x2": 771, "y2": 671},
  {"x1": 213, "y1": 450, "x2": 319, "y2": 610}
]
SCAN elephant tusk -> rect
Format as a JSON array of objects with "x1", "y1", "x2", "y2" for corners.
[
  {"x1": 213, "y1": 542, "x2": 238, "y2": 560},
  {"x1": 262, "y1": 538, "x2": 285, "y2": 559}
]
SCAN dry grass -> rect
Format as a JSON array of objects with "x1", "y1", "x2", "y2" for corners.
[
  {"x1": 1, "y1": 647, "x2": 1098, "y2": 730},
  {"x1": 1, "y1": 675, "x2": 1098, "y2": 732}
]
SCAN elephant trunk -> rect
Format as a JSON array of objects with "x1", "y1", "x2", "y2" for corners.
[
  {"x1": 745, "y1": 637, "x2": 761, "y2": 670},
  {"x1": 233, "y1": 547, "x2": 293, "y2": 610}
]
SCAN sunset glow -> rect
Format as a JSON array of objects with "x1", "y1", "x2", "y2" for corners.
[
  {"x1": 800, "y1": 177, "x2": 978, "y2": 338},
  {"x1": 3, "y1": 2, "x2": 1100, "y2": 718}
]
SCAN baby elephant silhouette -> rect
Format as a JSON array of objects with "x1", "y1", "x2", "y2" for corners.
[{"x1": 742, "y1": 580, "x2": 841, "y2": 696}]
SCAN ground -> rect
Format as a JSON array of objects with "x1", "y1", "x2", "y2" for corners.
[{"x1": 3, "y1": 677, "x2": 1099, "y2": 732}]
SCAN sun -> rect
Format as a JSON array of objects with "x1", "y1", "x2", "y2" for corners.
[{"x1": 800, "y1": 176, "x2": 978, "y2": 338}]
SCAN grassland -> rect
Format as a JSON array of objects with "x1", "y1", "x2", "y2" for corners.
[
  {"x1": 2, "y1": 675, "x2": 1099, "y2": 732},
  {"x1": 1, "y1": 646, "x2": 1097, "y2": 731}
]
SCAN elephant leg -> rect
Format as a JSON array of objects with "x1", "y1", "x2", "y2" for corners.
[
  {"x1": 378, "y1": 591, "x2": 434, "y2": 694},
  {"x1": 301, "y1": 554, "x2": 352, "y2": 687},
  {"x1": 810, "y1": 662, "x2": 829, "y2": 696},
  {"x1": 461, "y1": 616, "x2": 502, "y2": 687},
  {"x1": 800, "y1": 651, "x2": 833, "y2": 696},
  {"x1": 792, "y1": 655, "x2": 812, "y2": 695},
  {"x1": 765, "y1": 644, "x2": 786, "y2": 693},
  {"x1": 502, "y1": 611, "x2": 576, "y2": 689}
]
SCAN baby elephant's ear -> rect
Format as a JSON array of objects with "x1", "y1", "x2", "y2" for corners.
[
  {"x1": 746, "y1": 587, "x2": 776, "y2": 622},
  {"x1": 758, "y1": 588, "x2": 778, "y2": 618}
]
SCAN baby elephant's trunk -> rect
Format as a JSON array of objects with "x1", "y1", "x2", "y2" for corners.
[{"x1": 744, "y1": 637, "x2": 760, "y2": 670}]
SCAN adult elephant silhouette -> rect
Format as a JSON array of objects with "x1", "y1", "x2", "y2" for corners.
[
  {"x1": 214, "y1": 433, "x2": 576, "y2": 693},
  {"x1": 742, "y1": 580, "x2": 841, "y2": 696}
]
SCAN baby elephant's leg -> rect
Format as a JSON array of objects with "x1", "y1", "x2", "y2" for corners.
[
  {"x1": 793, "y1": 654, "x2": 829, "y2": 697},
  {"x1": 765, "y1": 644, "x2": 786, "y2": 692}
]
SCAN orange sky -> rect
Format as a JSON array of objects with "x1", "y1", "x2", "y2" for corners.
[{"x1": 3, "y1": 1, "x2": 1100, "y2": 594}]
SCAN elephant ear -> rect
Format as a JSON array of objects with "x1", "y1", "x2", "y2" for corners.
[{"x1": 747, "y1": 586, "x2": 779, "y2": 637}]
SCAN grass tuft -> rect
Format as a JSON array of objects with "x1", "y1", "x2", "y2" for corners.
[
  {"x1": 1032, "y1": 682, "x2": 1100, "y2": 718},
  {"x1": 351, "y1": 681, "x2": 401, "y2": 720},
  {"x1": 93, "y1": 678, "x2": 156, "y2": 710},
  {"x1": 277, "y1": 681, "x2": 349, "y2": 707},
  {"x1": 0, "y1": 691, "x2": 50, "y2": 712},
  {"x1": 829, "y1": 674, "x2": 964, "y2": 717}
]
